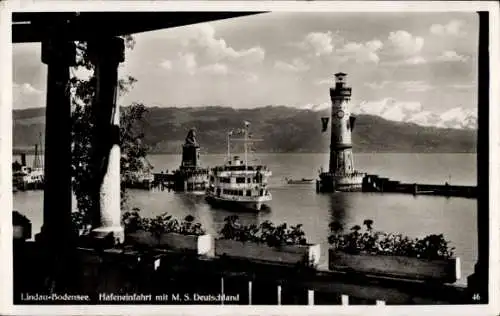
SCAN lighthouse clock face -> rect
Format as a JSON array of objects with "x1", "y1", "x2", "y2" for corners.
[{"x1": 336, "y1": 110, "x2": 344, "y2": 119}]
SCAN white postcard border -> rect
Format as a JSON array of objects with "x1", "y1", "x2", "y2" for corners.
[{"x1": 1, "y1": 1, "x2": 499, "y2": 315}]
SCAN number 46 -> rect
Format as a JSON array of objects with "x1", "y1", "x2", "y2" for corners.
[{"x1": 472, "y1": 293, "x2": 481, "y2": 301}]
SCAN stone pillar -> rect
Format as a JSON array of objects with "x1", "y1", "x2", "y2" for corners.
[
  {"x1": 37, "y1": 39, "x2": 75, "y2": 248},
  {"x1": 467, "y1": 11, "x2": 489, "y2": 303},
  {"x1": 88, "y1": 37, "x2": 125, "y2": 244}
]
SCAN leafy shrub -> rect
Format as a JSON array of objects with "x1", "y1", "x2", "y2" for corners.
[
  {"x1": 71, "y1": 211, "x2": 92, "y2": 236},
  {"x1": 219, "y1": 215, "x2": 308, "y2": 247},
  {"x1": 328, "y1": 219, "x2": 455, "y2": 260},
  {"x1": 122, "y1": 209, "x2": 205, "y2": 236}
]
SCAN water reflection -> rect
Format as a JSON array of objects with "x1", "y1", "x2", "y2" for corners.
[
  {"x1": 327, "y1": 193, "x2": 347, "y2": 230},
  {"x1": 176, "y1": 192, "x2": 206, "y2": 210}
]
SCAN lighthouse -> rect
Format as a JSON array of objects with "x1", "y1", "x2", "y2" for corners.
[{"x1": 317, "y1": 72, "x2": 364, "y2": 192}]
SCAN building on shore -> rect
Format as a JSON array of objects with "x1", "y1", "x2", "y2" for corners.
[{"x1": 317, "y1": 73, "x2": 365, "y2": 192}]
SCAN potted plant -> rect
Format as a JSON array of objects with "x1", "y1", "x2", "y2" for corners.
[
  {"x1": 215, "y1": 216, "x2": 320, "y2": 266},
  {"x1": 123, "y1": 209, "x2": 212, "y2": 255},
  {"x1": 328, "y1": 219, "x2": 460, "y2": 283},
  {"x1": 12, "y1": 210, "x2": 31, "y2": 241}
]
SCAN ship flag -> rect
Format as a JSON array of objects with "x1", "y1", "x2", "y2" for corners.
[{"x1": 321, "y1": 117, "x2": 329, "y2": 132}]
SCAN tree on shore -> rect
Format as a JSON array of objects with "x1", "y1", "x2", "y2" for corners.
[{"x1": 70, "y1": 36, "x2": 149, "y2": 231}]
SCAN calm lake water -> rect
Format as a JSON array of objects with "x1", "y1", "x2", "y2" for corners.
[{"x1": 13, "y1": 153, "x2": 477, "y2": 285}]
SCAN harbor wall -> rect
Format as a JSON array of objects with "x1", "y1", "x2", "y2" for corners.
[
  {"x1": 152, "y1": 171, "x2": 208, "y2": 192},
  {"x1": 316, "y1": 172, "x2": 364, "y2": 192},
  {"x1": 362, "y1": 174, "x2": 477, "y2": 199}
]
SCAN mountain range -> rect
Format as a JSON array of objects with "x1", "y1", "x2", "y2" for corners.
[
  {"x1": 12, "y1": 106, "x2": 477, "y2": 154},
  {"x1": 302, "y1": 98, "x2": 478, "y2": 130}
]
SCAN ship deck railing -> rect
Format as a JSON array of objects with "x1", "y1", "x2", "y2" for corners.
[{"x1": 212, "y1": 165, "x2": 269, "y2": 172}]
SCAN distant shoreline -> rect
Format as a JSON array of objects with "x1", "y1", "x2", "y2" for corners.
[{"x1": 13, "y1": 106, "x2": 477, "y2": 155}]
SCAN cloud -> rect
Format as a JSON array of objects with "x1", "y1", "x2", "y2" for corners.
[
  {"x1": 397, "y1": 81, "x2": 434, "y2": 92},
  {"x1": 186, "y1": 23, "x2": 265, "y2": 64},
  {"x1": 274, "y1": 58, "x2": 310, "y2": 72},
  {"x1": 436, "y1": 50, "x2": 469, "y2": 62},
  {"x1": 14, "y1": 82, "x2": 42, "y2": 95},
  {"x1": 174, "y1": 52, "x2": 256, "y2": 82},
  {"x1": 364, "y1": 80, "x2": 433, "y2": 92},
  {"x1": 388, "y1": 30, "x2": 424, "y2": 56},
  {"x1": 301, "y1": 102, "x2": 331, "y2": 111},
  {"x1": 404, "y1": 56, "x2": 427, "y2": 65},
  {"x1": 364, "y1": 81, "x2": 392, "y2": 89},
  {"x1": 437, "y1": 107, "x2": 477, "y2": 129},
  {"x1": 430, "y1": 20, "x2": 467, "y2": 37},
  {"x1": 199, "y1": 63, "x2": 229, "y2": 75},
  {"x1": 294, "y1": 31, "x2": 336, "y2": 56},
  {"x1": 315, "y1": 78, "x2": 332, "y2": 85},
  {"x1": 160, "y1": 59, "x2": 172, "y2": 70},
  {"x1": 383, "y1": 50, "x2": 468, "y2": 66},
  {"x1": 242, "y1": 72, "x2": 259, "y2": 83},
  {"x1": 352, "y1": 98, "x2": 476, "y2": 129},
  {"x1": 173, "y1": 23, "x2": 265, "y2": 77},
  {"x1": 354, "y1": 98, "x2": 424, "y2": 122},
  {"x1": 13, "y1": 82, "x2": 45, "y2": 109},
  {"x1": 178, "y1": 53, "x2": 197, "y2": 75},
  {"x1": 448, "y1": 83, "x2": 476, "y2": 90},
  {"x1": 380, "y1": 55, "x2": 427, "y2": 67},
  {"x1": 409, "y1": 108, "x2": 477, "y2": 129},
  {"x1": 336, "y1": 39, "x2": 383, "y2": 64},
  {"x1": 292, "y1": 31, "x2": 382, "y2": 64}
]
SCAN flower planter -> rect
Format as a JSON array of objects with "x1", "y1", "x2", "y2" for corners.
[
  {"x1": 126, "y1": 230, "x2": 213, "y2": 255},
  {"x1": 215, "y1": 239, "x2": 320, "y2": 266},
  {"x1": 328, "y1": 249, "x2": 460, "y2": 283}
]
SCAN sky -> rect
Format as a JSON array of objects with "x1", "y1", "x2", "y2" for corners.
[{"x1": 12, "y1": 12, "x2": 478, "y2": 124}]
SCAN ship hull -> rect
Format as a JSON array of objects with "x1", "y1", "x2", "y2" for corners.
[{"x1": 205, "y1": 194, "x2": 270, "y2": 211}]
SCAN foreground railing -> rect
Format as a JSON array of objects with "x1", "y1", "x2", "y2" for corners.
[{"x1": 13, "y1": 240, "x2": 472, "y2": 305}]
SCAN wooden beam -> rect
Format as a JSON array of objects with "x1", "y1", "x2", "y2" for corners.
[{"x1": 12, "y1": 12, "x2": 267, "y2": 43}]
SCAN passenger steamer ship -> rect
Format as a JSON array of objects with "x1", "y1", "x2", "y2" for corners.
[{"x1": 205, "y1": 122, "x2": 272, "y2": 211}]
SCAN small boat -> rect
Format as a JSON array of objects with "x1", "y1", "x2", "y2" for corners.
[
  {"x1": 205, "y1": 122, "x2": 272, "y2": 211},
  {"x1": 285, "y1": 177, "x2": 315, "y2": 184}
]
